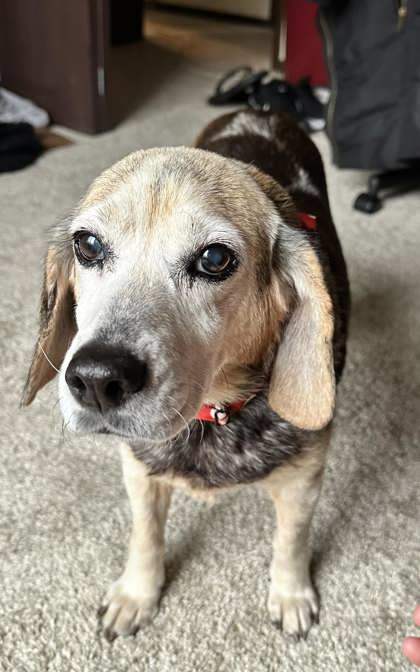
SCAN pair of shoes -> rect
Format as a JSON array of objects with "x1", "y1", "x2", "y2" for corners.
[{"x1": 208, "y1": 67, "x2": 326, "y2": 133}]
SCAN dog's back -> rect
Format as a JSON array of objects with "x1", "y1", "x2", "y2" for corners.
[
  {"x1": 196, "y1": 110, "x2": 350, "y2": 380},
  {"x1": 196, "y1": 110, "x2": 328, "y2": 201}
]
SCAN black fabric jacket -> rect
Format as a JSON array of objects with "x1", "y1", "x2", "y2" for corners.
[{"x1": 316, "y1": 0, "x2": 420, "y2": 169}]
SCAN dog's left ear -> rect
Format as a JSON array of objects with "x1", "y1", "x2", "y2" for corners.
[
  {"x1": 22, "y1": 236, "x2": 76, "y2": 406},
  {"x1": 247, "y1": 165, "x2": 335, "y2": 431}
]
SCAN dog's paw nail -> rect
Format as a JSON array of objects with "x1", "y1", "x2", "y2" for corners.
[
  {"x1": 104, "y1": 628, "x2": 117, "y2": 643},
  {"x1": 97, "y1": 604, "x2": 107, "y2": 619},
  {"x1": 98, "y1": 577, "x2": 160, "y2": 640},
  {"x1": 268, "y1": 584, "x2": 319, "y2": 640}
]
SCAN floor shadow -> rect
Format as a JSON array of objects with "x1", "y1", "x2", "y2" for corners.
[
  {"x1": 162, "y1": 498, "x2": 214, "y2": 591},
  {"x1": 162, "y1": 491, "x2": 243, "y2": 592},
  {"x1": 311, "y1": 281, "x2": 417, "y2": 574},
  {"x1": 107, "y1": 40, "x2": 187, "y2": 128}
]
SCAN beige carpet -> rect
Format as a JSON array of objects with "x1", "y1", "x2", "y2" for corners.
[{"x1": 1, "y1": 39, "x2": 419, "y2": 672}]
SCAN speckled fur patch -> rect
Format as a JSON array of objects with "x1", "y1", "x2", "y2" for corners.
[{"x1": 130, "y1": 395, "x2": 316, "y2": 489}]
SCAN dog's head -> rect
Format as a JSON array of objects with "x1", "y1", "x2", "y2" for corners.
[{"x1": 22, "y1": 147, "x2": 335, "y2": 440}]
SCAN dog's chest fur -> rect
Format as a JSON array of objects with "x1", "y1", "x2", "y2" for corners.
[{"x1": 130, "y1": 395, "x2": 311, "y2": 489}]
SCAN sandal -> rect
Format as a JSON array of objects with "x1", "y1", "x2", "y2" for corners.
[{"x1": 208, "y1": 66, "x2": 267, "y2": 106}]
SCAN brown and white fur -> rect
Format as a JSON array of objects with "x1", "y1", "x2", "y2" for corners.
[{"x1": 23, "y1": 111, "x2": 350, "y2": 641}]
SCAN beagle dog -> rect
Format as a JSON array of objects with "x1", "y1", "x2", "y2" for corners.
[{"x1": 23, "y1": 110, "x2": 350, "y2": 642}]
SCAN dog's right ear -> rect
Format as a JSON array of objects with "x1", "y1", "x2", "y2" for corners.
[{"x1": 22, "y1": 230, "x2": 76, "y2": 405}]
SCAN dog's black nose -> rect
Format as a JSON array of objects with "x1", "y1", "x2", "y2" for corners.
[{"x1": 65, "y1": 343, "x2": 148, "y2": 412}]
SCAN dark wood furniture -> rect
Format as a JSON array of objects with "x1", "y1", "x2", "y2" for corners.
[{"x1": 0, "y1": 0, "x2": 144, "y2": 133}]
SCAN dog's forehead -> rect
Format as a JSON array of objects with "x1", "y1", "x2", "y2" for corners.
[{"x1": 74, "y1": 147, "x2": 277, "y2": 246}]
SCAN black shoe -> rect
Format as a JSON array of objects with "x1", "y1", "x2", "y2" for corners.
[
  {"x1": 248, "y1": 78, "x2": 306, "y2": 123},
  {"x1": 294, "y1": 78, "x2": 326, "y2": 132},
  {"x1": 208, "y1": 66, "x2": 268, "y2": 106}
]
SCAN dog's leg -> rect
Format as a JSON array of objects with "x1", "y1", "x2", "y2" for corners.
[
  {"x1": 99, "y1": 445, "x2": 172, "y2": 641},
  {"x1": 264, "y1": 437, "x2": 328, "y2": 639}
]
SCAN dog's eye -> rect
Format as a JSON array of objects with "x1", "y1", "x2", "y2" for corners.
[
  {"x1": 195, "y1": 244, "x2": 236, "y2": 278},
  {"x1": 74, "y1": 232, "x2": 105, "y2": 264}
]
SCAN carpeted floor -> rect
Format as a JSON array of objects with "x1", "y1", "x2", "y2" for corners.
[{"x1": 1, "y1": 30, "x2": 419, "y2": 672}]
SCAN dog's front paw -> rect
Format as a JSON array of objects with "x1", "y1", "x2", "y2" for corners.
[
  {"x1": 268, "y1": 582, "x2": 319, "y2": 640},
  {"x1": 98, "y1": 576, "x2": 161, "y2": 641}
]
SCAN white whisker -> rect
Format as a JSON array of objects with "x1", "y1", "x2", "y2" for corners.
[
  {"x1": 39, "y1": 344, "x2": 60, "y2": 374},
  {"x1": 172, "y1": 406, "x2": 191, "y2": 445}
]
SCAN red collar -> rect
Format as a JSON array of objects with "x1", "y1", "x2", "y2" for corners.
[
  {"x1": 196, "y1": 400, "x2": 247, "y2": 426},
  {"x1": 297, "y1": 211, "x2": 317, "y2": 231},
  {"x1": 195, "y1": 211, "x2": 316, "y2": 425}
]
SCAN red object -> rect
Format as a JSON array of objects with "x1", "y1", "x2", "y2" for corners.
[
  {"x1": 195, "y1": 212, "x2": 317, "y2": 426},
  {"x1": 196, "y1": 400, "x2": 247, "y2": 426},
  {"x1": 285, "y1": 0, "x2": 329, "y2": 86},
  {"x1": 297, "y1": 211, "x2": 317, "y2": 231}
]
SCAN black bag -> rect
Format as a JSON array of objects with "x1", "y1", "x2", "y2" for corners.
[{"x1": 0, "y1": 122, "x2": 42, "y2": 173}]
